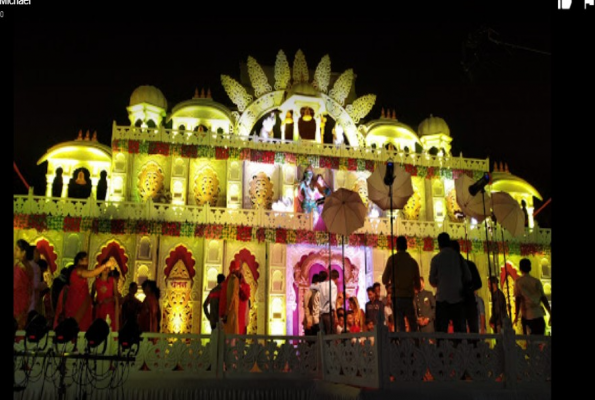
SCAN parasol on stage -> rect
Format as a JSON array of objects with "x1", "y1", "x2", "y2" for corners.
[
  {"x1": 491, "y1": 192, "x2": 525, "y2": 238},
  {"x1": 491, "y1": 191, "x2": 526, "y2": 316},
  {"x1": 322, "y1": 188, "x2": 367, "y2": 333},
  {"x1": 455, "y1": 174, "x2": 491, "y2": 223},
  {"x1": 366, "y1": 163, "x2": 413, "y2": 211},
  {"x1": 366, "y1": 161, "x2": 414, "y2": 313}
]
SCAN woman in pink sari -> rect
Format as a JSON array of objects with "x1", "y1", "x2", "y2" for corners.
[
  {"x1": 14, "y1": 239, "x2": 33, "y2": 330},
  {"x1": 54, "y1": 254, "x2": 116, "y2": 332}
]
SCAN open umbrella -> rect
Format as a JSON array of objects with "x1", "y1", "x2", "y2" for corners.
[
  {"x1": 491, "y1": 192, "x2": 525, "y2": 238},
  {"x1": 455, "y1": 174, "x2": 491, "y2": 222},
  {"x1": 321, "y1": 188, "x2": 367, "y2": 237},
  {"x1": 366, "y1": 162, "x2": 414, "y2": 320},
  {"x1": 366, "y1": 163, "x2": 413, "y2": 210},
  {"x1": 322, "y1": 188, "x2": 367, "y2": 333},
  {"x1": 491, "y1": 191, "x2": 525, "y2": 317}
]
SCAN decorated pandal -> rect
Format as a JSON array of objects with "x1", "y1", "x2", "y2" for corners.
[{"x1": 14, "y1": 50, "x2": 551, "y2": 341}]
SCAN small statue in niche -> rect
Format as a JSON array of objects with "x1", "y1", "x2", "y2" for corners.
[
  {"x1": 333, "y1": 124, "x2": 345, "y2": 147},
  {"x1": 67, "y1": 168, "x2": 92, "y2": 199},
  {"x1": 258, "y1": 112, "x2": 276, "y2": 141}
]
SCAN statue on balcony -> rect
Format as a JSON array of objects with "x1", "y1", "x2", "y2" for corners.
[
  {"x1": 67, "y1": 168, "x2": 92, "y2": 199},
  {"x1": 297, "y1": 165, "x2": 331, "y2": 230},
  {"x1": 258, "y1": 112, "x2": 276, "y2": 142},
  {"x1": 297, "y1": 165, "x2": 330, "y2": 214}
]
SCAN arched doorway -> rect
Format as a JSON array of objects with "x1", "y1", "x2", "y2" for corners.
[{"x1": 291, "y1": 250, "x2": 359, "y2": 336}]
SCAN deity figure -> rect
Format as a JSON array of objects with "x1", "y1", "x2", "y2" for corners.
[
  {"x1": 258, "y1": 113, "x2": 276, "y2": 141},
  {"x1": 297, "y1": 165, "x2": 331, "y2": 230},
  {"x1": 333, "y1": 124, "x2": 345, "y2": 147}
]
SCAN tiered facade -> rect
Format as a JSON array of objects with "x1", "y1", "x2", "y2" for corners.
[{"x1": 13, "y1": 50, "x2": 551, "y2": 337}]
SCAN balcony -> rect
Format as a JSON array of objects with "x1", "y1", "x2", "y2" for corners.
[
  {"x1": 112, "y1": 124, "x2": 490, "y2": 171},
  {"x1": 14, "y1": 195, "x2": 551, "y2": 245}
]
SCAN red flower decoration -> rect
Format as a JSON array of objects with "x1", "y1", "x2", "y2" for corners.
[
  {"x1": 423, "y1": 237, "x2": 434, "y2": 252},
  {"x1": 63, "y1": 216, "x2": 81, "y2": 232},
  {"x1": 263, "y1": 151, "x2": 275, "y2": 164},
  {"x1": 109, "y1": 220, "x2": 125, "y2": 235},
  {"x1": 161, "y1": 222, "x2": 181, "y2": 236},
  {"x1": 149, "y1": 142, "x2": 170, "y2": 156},
  {"x1": 276, "y1": 229, "x2": 287, "y2": 243},
  {"x1": 348, "y1": 158, "x2": 358, "y2": 171},
  {"x1": 195, "y1": 224, "x2": 205, "y2": 237},
  {"x1": 181, "y1": 144, "x2": 198, "y2": 158},
  {"x1": 236, "y1": 226, "x2": 252, "y2": 241},
  {"x1": 215, "y1": 147, "x2": 230, "y2": 160},
  {"x1": 128, "y1": 140, "x2": 140, "y2": 154},
  {"x1": 256, "y1": 228, "x2": 266, "y2": 242}
]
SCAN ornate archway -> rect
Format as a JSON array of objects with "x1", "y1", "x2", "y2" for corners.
[
  {"x1": 34, "y1": 238, "x2": 58, "y2": 274},
  {"x1": 163, "y1": 245, "x2": 196, "y2": 334},
  {"x1": 292, "y1": 250, "x2": 359, "y2": 336},
  {"x1": 95, "y1": 240, "x2": 129, "y2": 295},
  {"x1": 229, "y1": 249, "x2": 259, "y2": 334}
]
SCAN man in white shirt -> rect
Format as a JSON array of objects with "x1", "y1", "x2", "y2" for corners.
[{"x1": 318, "y1": 269, "x2": 339, "y2": 334}]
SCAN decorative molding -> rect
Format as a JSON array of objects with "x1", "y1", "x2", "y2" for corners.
[
  {"x1": 247, "y1": 56, "x2": 272, "y2": 98},
  {"x1": 220, "y1": 75, "x2": 253, "y2": 112},
  {"x1": 329, "y1": 69, "x2": 354, "y2": 106}
]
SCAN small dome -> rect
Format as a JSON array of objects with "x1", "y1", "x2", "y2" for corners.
[
  {"x1": 418, "y1": 115, "x2": 450, "y2": 137},
  {"x1": 130, "y1": 85, "x2": 168, "y2": 109}
]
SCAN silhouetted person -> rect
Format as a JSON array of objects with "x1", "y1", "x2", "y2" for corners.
[
  {"x1": 521, "y1": 200, "x2": 529, "y2": 227},
  {"x1": 51, "y1": 167, "x2": 64, "y2": 198},
  {"x1": 96, "y1": 170, "x2": 108, "y2": 201}
]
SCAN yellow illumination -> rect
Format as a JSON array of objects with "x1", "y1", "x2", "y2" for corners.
[
  {"x1": 302, "y1": 108, "x2": 313, "y2": 122},
  {"x1": 284, "y1": 111, "x2": 293, "y2": 124}
]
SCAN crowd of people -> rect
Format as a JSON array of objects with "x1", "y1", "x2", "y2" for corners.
[
  {"x1": 14, "y1": 233, "x2": 551, "y2": 338},
  {"x1": 13, "y1": 240, "x2": 163, "y2": 336},
  {"x1": 301, "y1": 232, "x2": 551, "y2": 336}
]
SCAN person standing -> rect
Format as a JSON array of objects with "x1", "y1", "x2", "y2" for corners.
[
  {"x1": 14, "y1": 240, "x2": 34, "y2": 330},
  {"x1": 382, "y1": 236, "x2": 421, "y2": 332},
  {"x1": 303, "y1": 274, "x2": 321, "y2": 335},
  {"x1": 121, "y1": 282, "x2": 142, "y2": 328},
  {"x1": 365, "y1": 286, "x2": 385, "y2": 329},
  {"x1": 139, "y1": 280, "x2": 161, "y2": 333},
  {"x1": 488, "y1": 277, "x2": 508, "y2": 333},
  {"x1": 54, "y1": 254, "x2": 116, "y2": 331},
  {"x1": 203, "y1": 274, "x2": 225, "y2": 330},
  {"x1": 514, "y1": 258, "x2": 551, "y2": 335},
  {"x1": 414, "y1": 277, "x2": 436, "y2": 333},
  {"x1": 451, "y1": 240, "x2": 482, "y2": 333},
  {"x1": 476, "y1": 292, "x2": 487, "y2": 334},
  {"x1": 91, "y1": 262, "x2": 120, "y2": 331},
  {"x1": 429, "y1": 232, "x2": 471, "y2": 333},
  {"x1": 318, "y1": 270, "x2": 338, "y2": 334}
]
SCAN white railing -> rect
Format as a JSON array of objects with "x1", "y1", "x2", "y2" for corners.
[
  {"x1": 13, "y1": 195, "x2": 551, "y2": 244},
  {"x1": 112, "y1": 125, "x2": 489, "y2": 171},
  {"x1": 14, "y1": 325, "x2": 550, "y2": 396}
]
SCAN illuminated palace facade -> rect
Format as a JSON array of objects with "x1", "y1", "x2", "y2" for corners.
[{"x1": 13, "y1": 50, "x2": 551, "y2": 337}]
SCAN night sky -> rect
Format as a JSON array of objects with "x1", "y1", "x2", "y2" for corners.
[{"x1": 12, "y1": 17, "x2": 551, "y2": 226}]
